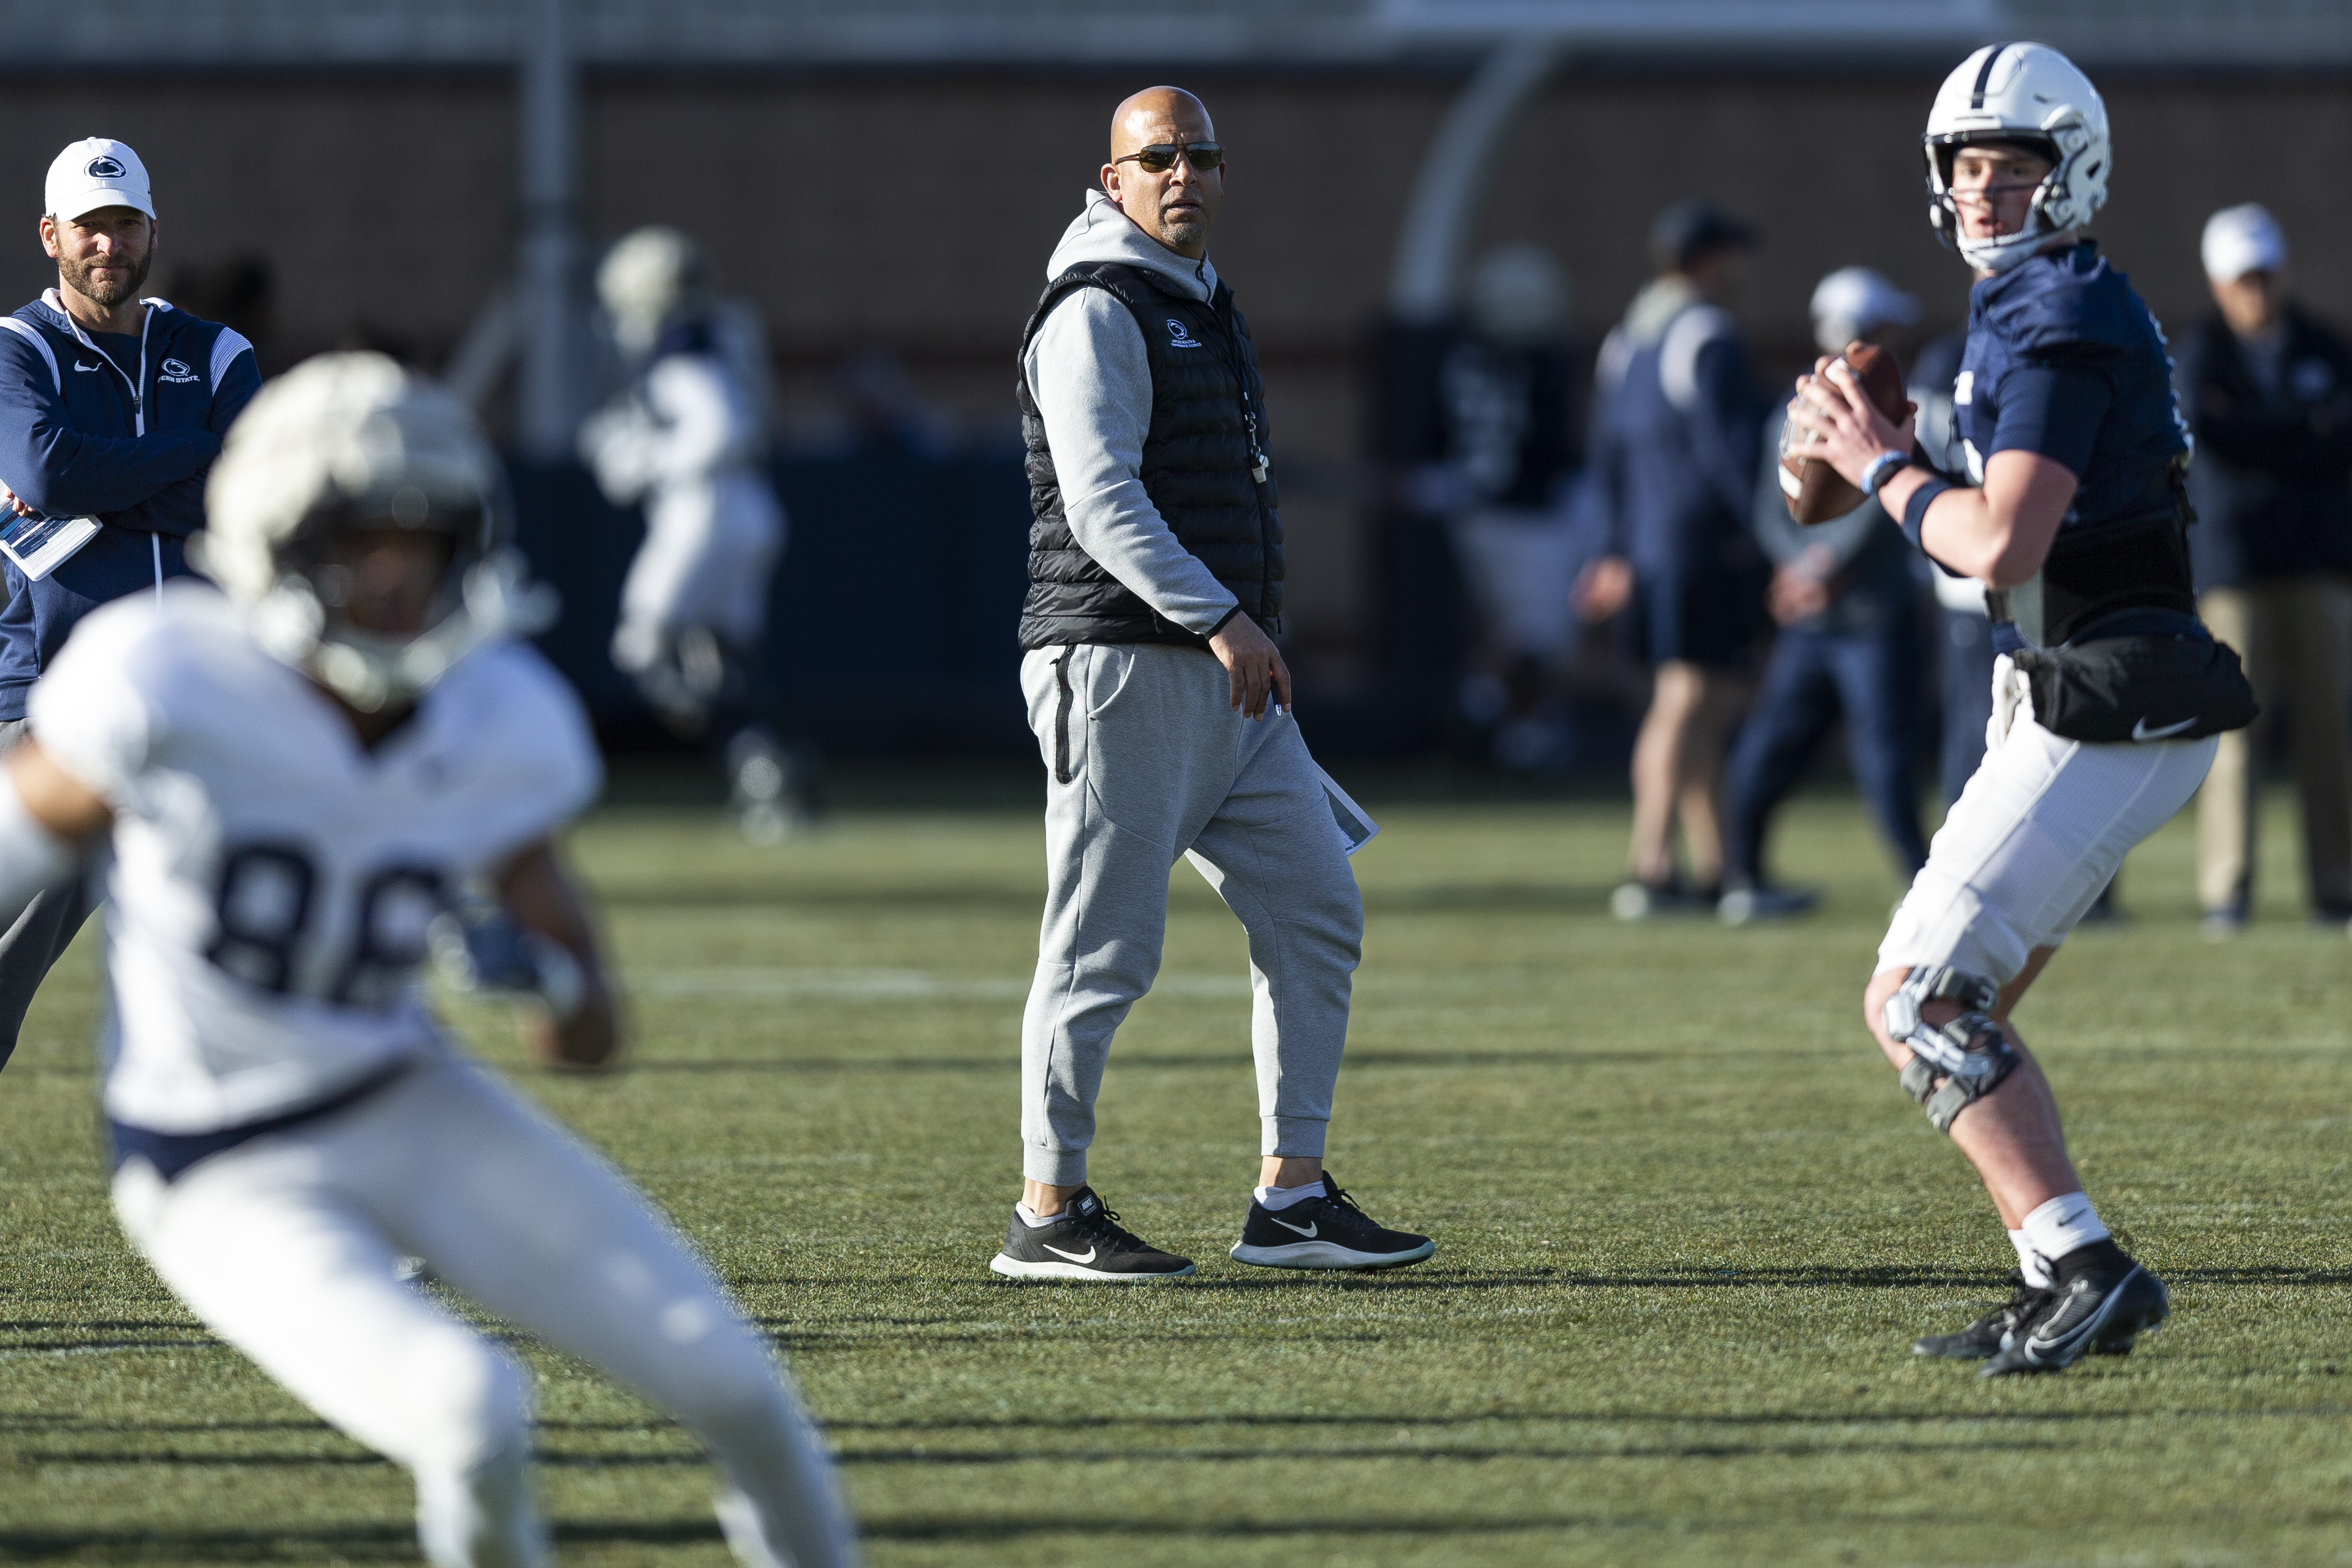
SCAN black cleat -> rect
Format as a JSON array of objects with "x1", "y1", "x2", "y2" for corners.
[
  {"x1": 1913, "y1": 1270, "x2": 2052, "y2": 1360},
  {"x1": 989, "y1": 1187, "x2": 1195, "y2": 1282},
  {"x1": 1979, "y1": 1251, "x2": 2168, "y2": 1377},
  {"x1": 1229, "y1": 1175, "x2": 1435, "y2": 1271}
]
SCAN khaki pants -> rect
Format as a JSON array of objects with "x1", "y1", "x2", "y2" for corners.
[{"x1": 2196, "y1": 581, "x2": 2352, "y2": 915}]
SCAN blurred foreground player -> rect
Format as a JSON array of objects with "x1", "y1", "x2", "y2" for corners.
[
  {"x1": 999, "y1": 86, "x2": 1430, "y2": 1280},
  {"x1": 1792, "y1": 45, "x2": 2253, "y2": 1374},
  {"x1": 582, "y1": 227, "x2": 815, "y2": 841},
  {"x1": 0, "y1": 356, "x2": 857, "y2": 1565}
]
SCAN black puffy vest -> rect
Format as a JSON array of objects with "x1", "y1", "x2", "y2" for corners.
[{"x1": 1015, "y1": 260, "x2": 1283, "y2": 651}]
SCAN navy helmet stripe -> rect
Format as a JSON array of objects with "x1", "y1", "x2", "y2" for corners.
[{"x1": 1971, "y1": 44, "x2": 2010, "y2": 109}]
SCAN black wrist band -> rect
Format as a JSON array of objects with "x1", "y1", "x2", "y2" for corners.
[
  {"x1": 1861, "y1": 450, "x2": 1908, "y2": 497},
  {"x1": 1900, "y1": 476, "x2": 1954, "y2": 553}
]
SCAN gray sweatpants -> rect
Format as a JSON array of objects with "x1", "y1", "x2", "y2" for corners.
[
  {"x1": 0, "y1": 717, "x2": 93, "y2": 1074},
  {"x1": 1019, "y1": 643, "x2": 1363, "y2": 1186}
]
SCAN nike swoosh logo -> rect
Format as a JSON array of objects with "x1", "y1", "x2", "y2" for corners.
[
  {"x1": 73, "y1": 360, "x2": 100, "y2": 372},
  {"x1": 2132, "y1": 716, "x2": 2198, "y2": 741},
  {"x1": 1041, "y1": 1243, "x2": 1097, "y2": 1264},
  {"x1": 1270, "y1": 1216, "x2": 1318, "y2": 1238},
  {"x1": 2024, "y1": 1270, "x2": 2139, "y2": 1361}
]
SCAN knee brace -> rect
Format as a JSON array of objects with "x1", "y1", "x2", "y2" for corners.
[{"x1": 1881, "y1": 966, "x2": 2019, "y2": 1134}]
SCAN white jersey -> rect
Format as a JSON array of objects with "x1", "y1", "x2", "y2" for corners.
[{"x1": 31, "y1": 584, "x2": 601, "y2": 1135}]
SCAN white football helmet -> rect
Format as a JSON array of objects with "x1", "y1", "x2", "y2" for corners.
[
  {"x1": 1924, "y1": 42, "x2": 2110, "y2": 276},
  {"x1": 199, "y1": 352, "x2": 554, "y2": 712},
  {"x1": 596, "y1": 226, "x2": 713, "y2": 358}
]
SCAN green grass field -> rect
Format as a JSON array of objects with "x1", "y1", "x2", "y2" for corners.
[{"x1": 6, "y1": 775, "x2": 2352, "y2": 1566}]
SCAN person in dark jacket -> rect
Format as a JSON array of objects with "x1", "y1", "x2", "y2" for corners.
[
  {"x1": 2180, "y1": 204, "x2": 2352, "y2": 932},
  {"x1": 991, "y1": 86, "x2": 1432, "y2": 1286},
  {"x1": 0, "y1": 138, "x2": 259, "y2": 1069},
  {"x1": 1576, "y1": 202, "x2": 1766, "y2": 917},
  {"x1": 1720, "y1": 269, "x2": 1930, "y2": 923}
]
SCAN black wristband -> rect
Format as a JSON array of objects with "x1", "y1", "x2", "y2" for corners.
[
  {"x1": 1900, "y1": 476, "x2": 1955, "y2": 553},
  {"x1": 1205, "y1": 606, "x2": 1243, "y2": 638}
]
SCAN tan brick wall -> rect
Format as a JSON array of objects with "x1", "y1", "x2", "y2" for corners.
[{"x1": 0, "y1": 65, "x2": 2344, "y2": 657}]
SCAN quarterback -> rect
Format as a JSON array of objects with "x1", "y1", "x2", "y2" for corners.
[
  {"x1": 1791, "y1": 45, "x2": 2253, "y2": 1373},
  {"x1": 0, "y1": 356, "x2": 857, "y2": 1564}
]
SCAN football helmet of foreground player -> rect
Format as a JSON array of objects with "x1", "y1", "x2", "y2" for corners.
[
  {"x1": 195, "y1": 352, "x2": 553, "y2": 713},
  {"x1": 1924, "y1": 42, "x2": 2110, "y2": 276}
]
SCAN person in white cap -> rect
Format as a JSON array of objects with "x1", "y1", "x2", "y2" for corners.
[
  {"x1": 2177, "y1": 203, "x2": 2352, "y2": 933},
  {"x1": 0, "y1": 137, "x2": 259, "y2": 1073},
  {"x1": 1718, "y1": 267, "x2": 1930, "y2": 924}
]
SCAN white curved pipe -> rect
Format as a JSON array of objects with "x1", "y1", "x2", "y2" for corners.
[{"x1": 1386, "y1": 40, "x2": 1565, "y2": 322}]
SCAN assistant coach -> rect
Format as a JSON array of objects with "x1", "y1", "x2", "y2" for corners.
[
  {"x1": 0, "y1": 138, "x2": 258, "y2": 1065},
  {"x1": 988, "y1": 86, "x2": 1432, "y2": 1283}
]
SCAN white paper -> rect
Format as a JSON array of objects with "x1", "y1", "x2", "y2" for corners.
[
  {"x1": 0, "y1": 513, "x2": 98, "y2": 581},
  {"x1": 1313, "y1": 763, "x2": 1380, "y2": 856}
]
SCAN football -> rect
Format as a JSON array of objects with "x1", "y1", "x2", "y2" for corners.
[{"x1": 1779, "y1": 341, "x2": 1913, "y2": 525}]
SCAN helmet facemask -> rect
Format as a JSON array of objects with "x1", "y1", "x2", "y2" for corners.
[
  {"x1": 251, "y1": 485, "x2": 552, "y2": 714},
  {"x1": 1925, "y1": 132, "x2": 2074, "y2": 276},
  {"x1": 200, "y1": 352, "x2": 561, "y2": 713}
]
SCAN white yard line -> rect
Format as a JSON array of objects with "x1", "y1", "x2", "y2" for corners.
[{"x1": 623, "y1": 969, "x2": 1250, "y2": 1001}]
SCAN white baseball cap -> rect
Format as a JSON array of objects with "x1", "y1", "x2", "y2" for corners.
[
  {"x1": 45, "y1": 137, "x2": 153, "y2": 222},
  {"x1": 2202, "y1": 204, "x2": 2286, "y2": 282},
  {"x1": 1809, "y1": 266, "x2": 1919, "y2": 354}
]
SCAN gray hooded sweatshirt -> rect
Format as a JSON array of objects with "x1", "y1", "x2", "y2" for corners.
[{"x1": 1020, "y1": 190, "x2": 1242, "y2": 637}]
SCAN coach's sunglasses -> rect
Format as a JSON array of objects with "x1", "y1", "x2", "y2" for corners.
[{"x1": 1113, "y1": 140, "x2": 1224, "y2": 174}]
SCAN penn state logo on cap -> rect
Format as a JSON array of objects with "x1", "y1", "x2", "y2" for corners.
[{"x1": 44, "y1": 137, "x2": 154, "y2": 222}]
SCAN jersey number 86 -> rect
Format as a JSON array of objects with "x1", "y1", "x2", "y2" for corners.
[{"x1": 207, "y1": 843, "x2": 449, "y2": 1009}]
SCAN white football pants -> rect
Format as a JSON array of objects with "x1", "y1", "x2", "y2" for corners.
[
  {"x1": 613, "y1": 471, "x2": 784, "y2": 673},
  {"x1": 1878, "y1": 655, "x2": 2217, "y2": 986},
  {"x1": 112, "y1": 1054, "x2": 858, "y2": 1568}
]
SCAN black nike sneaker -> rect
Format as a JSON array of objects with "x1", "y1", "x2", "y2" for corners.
[
  {"x1": 1913, "y1": 1270, "x2": 2053, "y2": 1361},
  {"x1": 1978, "y1": 1244, "x2": 2168, "y2": 1377},
  {"x1": 988, "y1": 1187, "x2": 1196, "y2": 1282},
  {"x1": 1228, "y1": 1175, "x2": 1435, "y2": 1271}
]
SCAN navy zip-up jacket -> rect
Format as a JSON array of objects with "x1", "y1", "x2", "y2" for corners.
[{"x1": 0, "y1": 290, "x2": 259, "y2": 718}]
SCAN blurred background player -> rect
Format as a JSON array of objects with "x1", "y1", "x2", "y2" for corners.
[
  {"x1": 1797, "y1": 44, "x2": 2247, "y2": 1374},
  {"x1": 0, "y1": 355, "x2": 857, "y2": 1567},
  {"x1": 580, "y1": 225, "x2": 816, "y2": 841},
  {"x1": 0, "y1": 137, "x2": 259, "y2": 1073},
  {"x1": 1719, "y1": 267, "x2": 1929, "y2": 924},
  {"x1": 997, "y1": 86, "x2": 1431, "y2": 1282},
  {"x1": 1577, "y1": 201, "x2": 1766, "y2": 918},
  {"x1": 2179, "y1": 203, "x2": 2352, "y2": 934},
  {"x1": 1404, "y1": 244, "x2": 1582, "y2": 768}
]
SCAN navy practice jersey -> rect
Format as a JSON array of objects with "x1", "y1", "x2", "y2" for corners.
[
  {"x1": 1951, "y1": 242, "x2": 2193, "y2": 650},
  {"x1": 1954, "y1": 241, "x2": 2189, "y2": 528}
]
